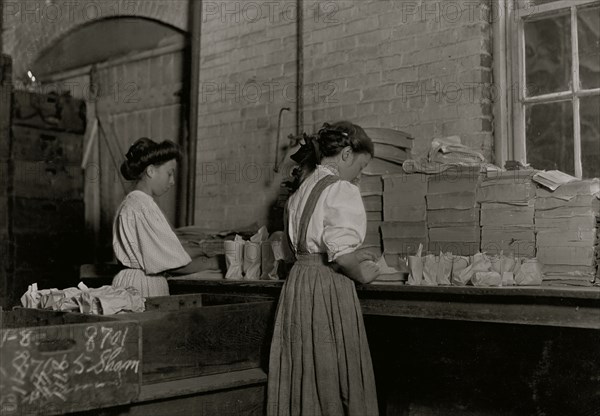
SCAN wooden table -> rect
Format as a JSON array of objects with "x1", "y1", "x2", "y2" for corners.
[
  {"x1": 169, "y1": 278, "x2": 600, "y2": 329},
  {"x1": 169, "y1": 278, "x2": 600, "y2": 416}
]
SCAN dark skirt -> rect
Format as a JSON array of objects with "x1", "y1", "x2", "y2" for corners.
[{"x1": 267, "y1": 254, "x2": 379, "y2": 416}]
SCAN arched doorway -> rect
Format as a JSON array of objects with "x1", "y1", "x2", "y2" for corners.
[{"x1": 32, "y1": 17, "x2": 189, "y2": 261}]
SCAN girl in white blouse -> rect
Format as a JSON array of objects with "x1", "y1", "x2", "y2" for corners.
[
  {"x1": 268, "y1": 122, "x2": 380, "y2": 416},
  {"x1": 112, "y1": 138, "x2": 192, "y2": 297}
]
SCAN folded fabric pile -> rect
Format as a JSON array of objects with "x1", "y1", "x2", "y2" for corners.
[
  {"x1": 403, "y1": 136, "x2": 486, "y2": 174},
  {"x1": 535, "y1": 179, "x2": 599, "y2": 287},
  {"x1": 20, "y1": 282, "x2": 145, "y2": 315}
]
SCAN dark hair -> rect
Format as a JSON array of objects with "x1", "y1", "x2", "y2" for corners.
[
  {"x1": 288, "y1": 121, "x2": 373, "y2": 188},
  {"x1": 120, "y1": 138, "x2": 181, "y2": 181}
]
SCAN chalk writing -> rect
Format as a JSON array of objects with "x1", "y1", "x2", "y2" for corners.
[
  {"x1": 0, "y1": 321, "x2": 140, "y2": 416},
  {"x1": 84, "y1": 325, "x2": 97, "y2": 352}
]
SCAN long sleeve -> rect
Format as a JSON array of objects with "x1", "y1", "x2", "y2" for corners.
[
  {"x1": 321, "y1": 181, "x2": 367, "y2": 262},
  {"x1": 113, "y1": 193, "x2": 191, "y2": 275}
]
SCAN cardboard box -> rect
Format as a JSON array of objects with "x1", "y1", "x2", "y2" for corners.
[
  {"x1": 480, "y1": 204, "x2": 534, "y2": 226},
  {"x1": 427, "y1": 241, "x2": 479, "y2": 256},
  {"x1": 427, "y1": 208, "x2": 479, "y2": 227},
  {"x1": 536, "y1": 179, "x2": 600, "y2": 198},
  {"x1": 380, "y1": 221, "x2": 427, "y2": 239},
  {"x1": 476, "y1": 182, "x2": 535, "y2": 204},
  {"x1": 429, "y1": 225, "x2": 480, "y2": 242},
  {"x1": 426, "y1": 191, "x2": 478, "y2": 210},
  {"x1": 384, "y1": 205, "x2": 426, "y2": 222},
  {"x1": 383, "y1": 238, "x2": 427, "y2": 255},
  {"x1": 535, "y1": 194, "x2": 599, "y2": 210},
  {"x1": 362, "y1": 195, "x2": 382, "y2": 212},
  {"x1": 359, "y1": 174, "x2": 383, "y2": 195},
  {"x1": 537, "y1": 246, "x2": 596, "y2": 266}
]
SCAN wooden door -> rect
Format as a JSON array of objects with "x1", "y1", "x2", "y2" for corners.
[{"x1": 94, "y1": 47, "x2": 185, "y2": 260}]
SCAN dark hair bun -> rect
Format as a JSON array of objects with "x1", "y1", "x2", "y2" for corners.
[
  {"x1": 287, "y1": 120, "x2": 374, "y2": 192},
  {"x1": 120, "y1": 137, "x2": 181, "y2": 181},
  {"x1": 316, "y1": 121, "x2": 373, "y2": 159}
]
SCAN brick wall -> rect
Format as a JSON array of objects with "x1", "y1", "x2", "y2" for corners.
[
  {"x1": 3, "y1": 0, "x2": 495, "y2": 231},
  {"x1": 304, "y1": 0, "x2": 493, "y2": 157},
  {"x1": 194, "y1": 0, "x2": 297, "y2": 230},
  {"x1": 195, "y1": 0, "x2": 493, "y2": 229},
  {"x1": 1, "y1": 0, "x2": 188, "y2": 78}
]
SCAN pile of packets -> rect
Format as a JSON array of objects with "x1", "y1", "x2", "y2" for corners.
[
  {"x1": 406, "y1": 244, "x2": 543, "y2": 287},
  {"x1": 20, "y1": 282, "x2": 145, "y2": 315},
  {"x1": 224, "y1": 226, "x2": 289, "y2": 280}
]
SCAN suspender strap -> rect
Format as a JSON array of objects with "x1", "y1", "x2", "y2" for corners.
[{"x1": 296, "y1": 175, "x2": 340, "y2": 254}]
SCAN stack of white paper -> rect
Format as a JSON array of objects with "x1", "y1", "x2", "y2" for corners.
[{"x1": 535, "y1": 179, "x2": 599, "y2": 286}]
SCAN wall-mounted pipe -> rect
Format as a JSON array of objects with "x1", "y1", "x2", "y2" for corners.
[
  {"x1": 185, "y1": 0, "x2": 203, "y2": 226},
  {"x1": 296, "y1": 0, "x2": 304, "y2": 137},
  {"x1": 274, "y1": 107, "x2": 291, "y2": 172}
]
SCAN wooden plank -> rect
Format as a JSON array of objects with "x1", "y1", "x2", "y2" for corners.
[
  {"x1": 168, "y1": 278, "x2": 600, "y2": 299},
  {"x1": 12, "y1": 90, "x2": 86, "y2": 133},
  {"x1": 13, "y1": 161, "x2": 83, "y2": 200},
  {"x1": 12, "y1": 198, "x2": 84, "y2": 233},
  {"x1": 0, "y1": 310, "x2": 141, "y2": 415},
  {"x1": 96, "y1": 384, "x2": 265, "y2": 416},
  {"x1": 111, "y1": 297, "x2": 276, "y2": 384},
  {"x1": 138, "y1": 368, "x2": 267, "y2": 401},
  {"x1": 360, "y1": 299, "x2": 600, "y2": 329}
]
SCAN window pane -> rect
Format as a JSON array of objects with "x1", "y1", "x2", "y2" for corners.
[
  {"x1": 517, "y1": 0, "x2": 564, "y2": 8},
  {"x1": 525, "y1": 15, "x2": 572, "y2": 95},
  {"x1": 578, "y1": 6, "x2": 600, "y2": 89},
  {"x1": 581, "y1": 95, "x2": 600, "y2": 178},
  {"x1": 526, "y1": 101, "x2": 574, "y2": 174}
]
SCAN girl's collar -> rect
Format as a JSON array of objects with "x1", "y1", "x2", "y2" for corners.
[{"x1": 317, "y1": 164, "x2": 340, "y2": 176}]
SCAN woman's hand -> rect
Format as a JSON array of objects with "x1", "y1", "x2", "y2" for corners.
[
  {"x1": 355, "y1": 250, "x2": 379, "y2": 263},
  {"x1": 359, "y1": 260, "x2": 380, "y2": 284},
  {"x1": 335, "y1": 252, "x2": 380, "y2": 284}
]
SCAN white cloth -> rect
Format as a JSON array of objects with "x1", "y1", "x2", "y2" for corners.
[
  {"x1": 112, "y1": 190, "x2": 191, "y2": 297},
  {"x1": 287, "y1": 165, "x2": 367, "y2": 262}
]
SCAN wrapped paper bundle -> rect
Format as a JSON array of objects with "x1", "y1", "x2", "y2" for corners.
[
  {"x1": 457, "y1": 252, "x2": 492, "y2": 286},
  {"x1": 407, "y1": 244, "x2": 424, "y2": 286},
  {"x1": 224, "y1": 235, "x2": 245, "y2": 280},
  {"x1": 422, "y1": 254, "x2": 438, "y2": 286},
  {"x1": 21, "y1": 283, "x2": 145, "y2": 315},
  {"x1": 515, "y1": 259, "x2": 543, "y2": 286},
  {"x1": 472, "y1": 271, "x2": 502, "y2": 287},
  {"x1": 243, "y1": 226, "x2": 269, "y2": 280},
  {"x1": 451, "y1": 256, "x2": 470, "y2": 285},
  {"x1": 262, "y1": 231, "x2": 290, "y2": 281}
]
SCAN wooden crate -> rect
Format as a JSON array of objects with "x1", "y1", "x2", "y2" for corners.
[
  {"x1": 0, "y1": 308, "x2": 141, "y2": 415},
  {"x1": 0, "y1": 54, "x2": 11, "y2": 161},
  {"x1": 11, "y1": 126, "x2": 83, "y2": 164},
  {"x1": 112, "y1": 293, "x2": 276, "y2": 384},
  {"x1": 0, "y1": 161, "x2": 8, "y2": 198},
  {"x1": 13, "y1": 161, "x2": 83, "y2": 200},
  {"x1": 12, "y1": 90, "x2": 86, "y2": 134},
  {"x1": 12, "y1": 198, "x2": 84, "y2": 233},
  {"x1": 13, "y1": 231, "x2": 87, "y2": 271}
]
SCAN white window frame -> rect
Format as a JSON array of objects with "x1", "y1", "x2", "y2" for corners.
[{"x1": 495, "y1": 0, "x2": 600, "y2": 177}]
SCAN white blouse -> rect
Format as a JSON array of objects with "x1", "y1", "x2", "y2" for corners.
[
  {"x1": 113, "y1": 190, "x2": 191, "y2": 274},
  {"x1": 287, "y1": 165, "x2": 367, "y2": 262}
]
